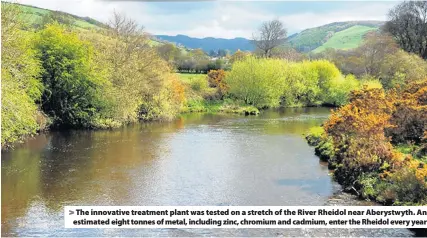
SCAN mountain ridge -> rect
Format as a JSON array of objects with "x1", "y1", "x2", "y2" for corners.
[{"x1": 7, "y1": 2, "x2": 385, "y2": 54}]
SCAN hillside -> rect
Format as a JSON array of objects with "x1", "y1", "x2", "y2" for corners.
[
  {"x1": 11, "y1": 2, "x2": 384, "y2": 54},
  {"x1": 13, "y1": 2, "x2": 105, "y2": 29},
  {"x1": 9, "y1": 2, "x2": 166, "y2": 45},
  {"x1": 155, "y1": 34, "x2": 254, "y2": 53},
  {"x1": 312, "y1": 25, "x2": 378, "y2": 53},
  {"x1": 288, "y1": 21, "x2": 384, "y2": 53}
]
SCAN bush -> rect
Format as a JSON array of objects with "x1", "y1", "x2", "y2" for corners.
[
  {"x1": 323, "y1": 74, "x2": 360, "y2": 106},
  {"x1": 282, "y1": 61, "x2": 322, "y2": 106},
  {"x1": 225, "y1": 56, "x2": 287, "y2": 108},
  {"x1": 139, "y1": 74, "x2": 185, "y2": 121},
  {"x1": 386, "y1": 79, "x2": 427, "y2": 144},
  {"x1": 207, "y1": 69, "x2": 228, "y2": 99},
  {"x1": 35, "y1": 24, "x2": 108, "y2": 128},
  {"x1": 305, "y1": 126, "x2": 324, "y2": 146},
  {"x1": 190, "y1": 76, "x2": 209, "y2": 92},
  {"x1": 324, "y1": 87, "x2": 397, "y2": 186},
  {"x1": 226, "y1": 57, "x2": 358, "y2": 108},
  {"x1": 314, "y1": 80, "x2": 427, "y2": 205},
  {"x1": 1, "y1": 3, "x2": 43, "y2": 147}
]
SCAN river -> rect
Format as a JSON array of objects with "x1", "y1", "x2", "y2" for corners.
[{"x1": 1, "y1": 108, "x2": 414, "y2": 237}]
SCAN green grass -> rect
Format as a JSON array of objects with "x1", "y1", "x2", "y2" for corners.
[
  {"x1": 176, "y1": 73, "x2": 207, "y2": 83},
  {"x1": 312, "y1": 25, "x2": 377, "y2": 53},
  {"x1": 9, "y1": 2, "x2": 191, "y2": 53},
  {"x1": 288, "y1": 21, "x2": 382, "y2": 52},
  {"x1": 10, "y1": 2, "x2": 100, "y2": 30}
]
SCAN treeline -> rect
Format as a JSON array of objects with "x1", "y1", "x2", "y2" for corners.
[
  {"x1": 225, "y1": 57, "x2": 373, "y2": 108},
  {"x1": 178, "y1": 24, "x2": 427, "y2": 114},
  {"x1": 1, "y1": 4, "x2": 185, "y2": 147},
  {"x1": 156, "y1": 43, "x2": 229, "y2": 73},
  {"x1": 314, "y1": 32, "x2": 427, "y2": 90},
  {"x1": 303, "y1": 1, "x2": 427, "y2": 207}
]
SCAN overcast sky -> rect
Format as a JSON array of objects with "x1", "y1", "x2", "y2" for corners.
[{"x1": 15, "y1": 0, "x2": 399, "y2": 39}]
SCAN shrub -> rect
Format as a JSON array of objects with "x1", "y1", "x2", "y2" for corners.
[
  {"x1": 387, "y1": 79, "x2": 427, "y2": 144},
  {"x1": 323, "y1": 74, "x2": 360, "y2": 106},
  {"x1": 305, "y1": 126, "x2": 324, "y2": 146},
  {"x1": 35, "y1": 24, "x2": 108, "y2": 128},
  {"x1": 323, "y1": 87, "x2": 397, "y2": 186},
  {"x1": 207, "y1": 69, "x2": 228, "y2": 99},
  {"x1": 225, "y1": 56, "x2": 286, "y2": 108},
  {"x1": 1, "y1": 3, "x2": 43, "y2": 147},
  {"x1": 190, "y1": 76, "x2": 209, "y2": 92}
]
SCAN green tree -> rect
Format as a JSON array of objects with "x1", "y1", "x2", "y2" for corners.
[
  {"x1": 225, "y1": 56, "x2": 286, "y2": 108},
  {"x1": 1, "y1": 2, "x2": 43, "y2": 147},
  {"x1": 35, "y1": 24, "x2": 107, "y2": 128},
  {"x1": 385, "y1": 1, "x2": 427, "y2": 59}
]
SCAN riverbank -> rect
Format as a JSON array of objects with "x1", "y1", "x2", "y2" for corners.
[
  {"x1": 306, "y1": 129, "x2": 426, "y2": 237},
  {"x1": 304, "y1": 82, "x2": 427, "y2": 235},
  {"x1": 306, "y1": 126, "x2": 427, "y2": 203},
  {"x1": 304, "y1": 83, "x2": 427, "y2": 206}
]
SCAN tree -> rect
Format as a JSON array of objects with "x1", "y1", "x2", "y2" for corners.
[
  {"x1": 104, "y1": 11, "x2": 174, "y2": 121},
  {"x1": 218, "y1": 49, "x2": 227, "y2": 57},
  {"x1": 38, "y1": 11, "x2": 76, "y2": 29},
  {"x1": 270, "y1": 45, "x2": 306, "y2": 61},
  {"x1": 229, "y1": 49, "x2": 250, "y2": 64},
  {"x1": 35, "y1": 24, "x2": 106, "y2": 128},
  {"x1": 356, "y1": 32, "x2": 399, "y2": 76},
  {"x1": 1, "y1": 2, "x2": 43, "y2": 146},
  {"x1": 384, "y1": 1, "x2": 427, "y2": 59},
  {"x1": 157, "y1": 43, "x2": 179, "y2": 64},
  {"x1": 225, "y1": 57, "x2": 287, "y2": 107},
  {"x1": 252, "y1": 19, "x2": 287, "y2": 58}
]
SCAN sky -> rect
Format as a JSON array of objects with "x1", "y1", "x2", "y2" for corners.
[{"x1": 14, "y1": 0, "x2": 400, "y2": 39}]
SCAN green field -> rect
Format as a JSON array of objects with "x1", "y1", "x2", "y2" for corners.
[
  {"x1": 287, "y1": 21, "x2": 382, "y2": 53},
  {"x1": 15, "y1": 3, "x2": 100, "y2": 29},
  {"x1": 12, "y1": 2, "x2": 190, "y2": 51},
  {"x1": 176, "y1": 73, "x2": 206, "y2": 83},
  {"x1": 312, "y1": 25, "x2": 377, "y2": 53}
]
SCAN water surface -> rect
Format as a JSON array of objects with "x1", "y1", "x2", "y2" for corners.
[{"x1": 1, "y1": 108, "x2": 413, "y2": 236}]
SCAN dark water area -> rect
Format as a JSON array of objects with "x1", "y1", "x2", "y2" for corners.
[{"x1": 1, "y1": 108, "x2": 414, "y2": 237}]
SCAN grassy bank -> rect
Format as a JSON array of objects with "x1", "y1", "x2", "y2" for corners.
[{"x1": 176, "y1": 73, "x2": 259, "y2": 115}]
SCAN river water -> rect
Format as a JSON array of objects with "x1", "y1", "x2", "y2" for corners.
[{"x1": 1, "y1": 108, "x2": 414, "y2": 237}]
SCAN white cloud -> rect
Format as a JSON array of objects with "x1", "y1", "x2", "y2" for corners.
[
  {"x1": 279, "y1": 2, "x2": 396, "y2": 33},
  {"x1": 13, "y1": 0, "x2": 396, "y2": 39}
]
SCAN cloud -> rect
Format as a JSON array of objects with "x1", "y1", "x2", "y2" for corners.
[
  {"x1": 13, "y1": 0, "x2": 397, "y2": 39},
  {"x1": 279, "y1": 2, "x2": 397, "y2": 33}
]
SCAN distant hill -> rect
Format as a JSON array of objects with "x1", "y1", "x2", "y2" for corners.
[
  {"x1": 157, "y1": 21, "x2": 384, "y2": 54},
  {"x1": 11, "y1": 2, "x2": 105, "y2": 29},
  {"x1": 311, "y1": 25, "x2": 377, "y2": 53},
  {"x1": 287, "y1": 21, "x2": 384, "y2": 53},
  {"x1": 10, "y1": 2, "x2": 385, "y2": 54},
  {"x1": 155, "y1": 35, "x2": 254, "y2": 53},
  {"x1": 7, "y1": 2, "x2": 167, "y2": 46}
]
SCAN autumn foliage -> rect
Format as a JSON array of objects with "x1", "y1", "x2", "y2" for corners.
[
  {"x1": 319, "y1": 79, "x2": 427, "y2": 204},
  {"x1": 207, "y1": 69, "x2": 228, "y2": 99}
]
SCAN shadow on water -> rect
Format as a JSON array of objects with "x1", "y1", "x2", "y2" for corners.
[{"x1": 1, "y1": 107, "x2": 413, "y2": 237}]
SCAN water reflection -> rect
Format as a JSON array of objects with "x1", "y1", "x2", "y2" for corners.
[{"x1": 2, "y1": 108, "x2": 335, "y2": 236}]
